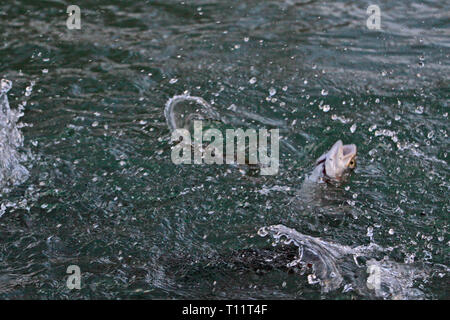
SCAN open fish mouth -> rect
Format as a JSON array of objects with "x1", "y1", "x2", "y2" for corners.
[{"x1": 342, "y1": 144, "x2": 357, "y2": 158}]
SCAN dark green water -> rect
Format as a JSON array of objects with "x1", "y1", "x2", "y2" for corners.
[{"x1": 0, "y1": 0, "x2": 448, "y2": 299}]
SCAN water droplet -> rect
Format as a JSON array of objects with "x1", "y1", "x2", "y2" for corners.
[
  {"x1": 257, "y1": 227, "x2": 268, "y2": 237},
  {"x1": 415, "y1": 106, "x2": 424, "y2": 114},
  {"x1": 0, "y1": 79, "x2": 12, "y2": 93},
  {"x1": 25, "y1": 86, "x2": 33, "y2": 96}
]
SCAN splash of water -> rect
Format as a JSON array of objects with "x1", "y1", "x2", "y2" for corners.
[
  {"x1": 259, "y1": 224, "x2": 433, "y2": 299},
  {"x1": 164, "y1": 95, "x2": 223, "y2": 132},
  {"x1": 164, "y1": 94, "x2": 286, "y2": 133},
  {"x1": 0, "y1": 79, "x2": 29, "y2": 194}
]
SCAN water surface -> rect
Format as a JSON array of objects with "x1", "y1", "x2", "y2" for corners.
[{"x1": 0, "y1": 0, "x2": 448, "y2": 299}]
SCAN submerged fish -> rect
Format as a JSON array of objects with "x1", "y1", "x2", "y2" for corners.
[{"x1": 164, "y1": 94, "x2": 279, "y2": 175}]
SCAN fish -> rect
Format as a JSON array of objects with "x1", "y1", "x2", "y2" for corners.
[
  {"x1": 164, "y1": 96, "x2": 357, "y2": 180},
  {"x1": 164, "y1": 94, "x2": 278, "y2": 175},
  {"x1": 307, "y1": 140, "x2": 357, "y2": 183},
  {"x1": 291, "y1": 140, "x2": 357, "y2": 210}
]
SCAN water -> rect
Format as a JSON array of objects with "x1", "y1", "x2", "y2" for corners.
[
  {"x1": 259, "y1": 224, "x2": 444, "y2": 299},
  {"x1": 0, "y1": 79, "x2": 29, "y2": 193},
  {"x1": 0, "y1": 0, "x2": 448, "y2": 299}
]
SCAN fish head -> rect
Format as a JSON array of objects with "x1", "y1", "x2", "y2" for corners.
[{"x1": 316, "y1": 140, "x2": 357, "y2": 181}]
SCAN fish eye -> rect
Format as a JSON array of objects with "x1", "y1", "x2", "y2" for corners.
[{"x1": 348, "y1": 158, "x2": 356, "y2": 169}]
